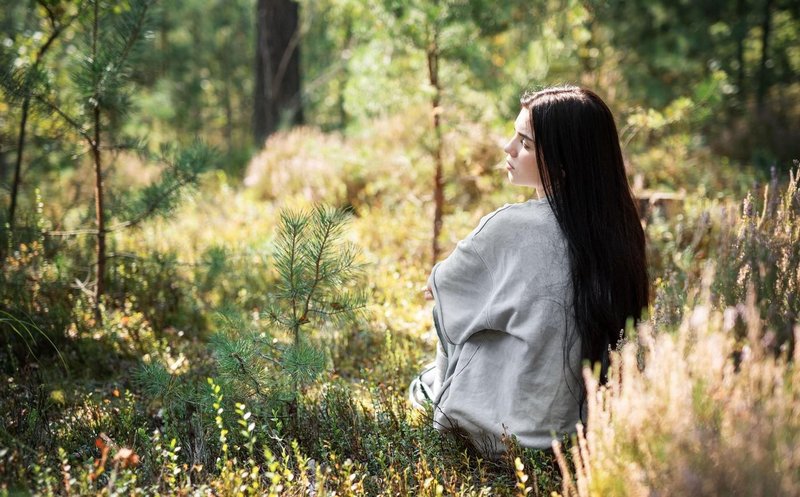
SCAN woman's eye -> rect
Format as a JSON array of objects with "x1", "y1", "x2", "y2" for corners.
[{"x1": 520, "y1": 138, "x2": 530, "y2": 149}]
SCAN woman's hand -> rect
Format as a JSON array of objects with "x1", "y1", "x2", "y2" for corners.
[{"x1": 423, "y1": 284, "x2": 434, "y2": 301}]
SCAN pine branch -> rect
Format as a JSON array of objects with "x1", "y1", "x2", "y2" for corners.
[
  {"x1": 108, "y1": 142, "x2": 215, "y2": 231},
  {"x1": 110, "y1": 0, "x2": 155, "y2": 66},
  {"x1": 34, "y1": 0, "x2": 84, "y2": 63},
  {"x1": 43, "y1": 227, "x2": 99, "y2": 237},
  {"x1": 29, "y1": 93, "x2": 93, "y2": 143},
  {"x1": 262, "y1": 302, "x2": 294, "y2": 331},
  {"x1": 256, "y1": 351, "x2": 282, "y2": 367},
  {"x1": 298, "y1": 209, "x2": 337, "y2": 335},
  {"x1": 231, "y1": 352, "x2": 269, "y2": 400},
  {"x1": 318, "y1": 242, "x2": 366, "y2": 286},
  {"x1": 107, "y1": 179, "x2": 183, "y2": 231},
  {"x1": 281, "y1": 340, "x2": 326, "y2": 385},
  {"x1": 274, "y1": 210, "x2": 308, "y2": 324},
  {"x1": 308, "y1": 288, "x2": 369, "y2": 329},
  {"x1": 307, "y1": 303, "x2": 369, "y2": 317},
  {"x1": 94, "y1": 0, "x2": 154, "y2": 106}
]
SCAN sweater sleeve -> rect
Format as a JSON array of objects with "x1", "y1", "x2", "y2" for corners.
[{"x1": 427, "y1": 236, "x2": 494, "y2": 345}]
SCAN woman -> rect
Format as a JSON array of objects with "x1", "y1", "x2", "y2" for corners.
[{"x1": 409, "y1": 85, "x2": 649, "y2": 456}]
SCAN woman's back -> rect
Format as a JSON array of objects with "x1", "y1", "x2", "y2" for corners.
[
  {"x1": 428, "y1": 198, "x2": 583, "y2": 456},
  {"x1": 413, "y1": 85, "x2": 648, "y2": 456}
]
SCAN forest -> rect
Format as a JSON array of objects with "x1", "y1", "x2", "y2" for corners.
[{"x1": 1, "y1": 0, "x2": 799, "y2": 495}]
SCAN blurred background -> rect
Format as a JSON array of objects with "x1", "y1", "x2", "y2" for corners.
[{"x1": 3, "y1": 0, "x2": 798, "y2": 193}]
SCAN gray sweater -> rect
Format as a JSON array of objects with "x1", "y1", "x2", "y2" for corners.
[{"x1": 427, "y1": 198, "x2": 585, "y2": 456}]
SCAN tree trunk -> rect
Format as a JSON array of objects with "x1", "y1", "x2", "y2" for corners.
[
  {"x1": 338, "y1": 20, "x2": 353, "y2": 129},
  {"x1": 222, "y1": 28, "x2": 234, "y2": 153},
  {"x1": 92, "y1": 113, "x2": 105, "y2": 324},
  {"x1": 254, "y1": 0, "x2": 303, "y2": 146},
  {"x1": 8, "y1": 15, "x2": 65, "y2": 233},
  {"x1": 757, "y1": 0, "x2": 772, "y2": 111},
  {"x1": 92, "y1": 0, "x2": 106, "y2": 324},
  {"x1": 223, "y1": 78, "x2": 233, "y2": 153},
  {"x1": 428, "y1": 30, "x2": 444, "y2": 267},
  {"x1": 735, "y1": 0, "x2": 747, "y2": 98},
  {"x1": 8, "y1": 97, "x2": 30, "y2": 233}
]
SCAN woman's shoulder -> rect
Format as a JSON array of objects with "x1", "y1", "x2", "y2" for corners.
[{"x1": 471, "y1": 198, "x2": 557, "y2": 241}]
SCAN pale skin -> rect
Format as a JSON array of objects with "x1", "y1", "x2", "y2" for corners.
[{"x1": 423, "y1": 108, "x2": 543, "y2": 300}]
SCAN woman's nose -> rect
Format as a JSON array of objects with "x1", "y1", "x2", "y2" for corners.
[{"x1": 503, "y1": 139, "x2": 516, "y2": 156}]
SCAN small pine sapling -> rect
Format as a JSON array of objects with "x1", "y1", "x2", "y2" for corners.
[{"x1": 210, "y1": 204, "x2": 368, "y2": 418}]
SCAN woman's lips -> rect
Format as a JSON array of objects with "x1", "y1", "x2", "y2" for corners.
[{"x1": 506, "y1": 161, "x2": 515, "y2": 171}]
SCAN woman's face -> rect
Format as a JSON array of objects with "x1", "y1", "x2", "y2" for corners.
[{"x1": 503, "y1": 108, "x2": 541, "y2": 191}]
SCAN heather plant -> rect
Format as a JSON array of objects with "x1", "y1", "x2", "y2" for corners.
[
  {"x1": 712, "y1": 166, "x2": 800, "y2": 348},
  {"x1": 244, "y1": 127, "x2": 361, "y2": 208},
  {"x1": 649, "y1": 166, "x2": 800, "y2": 352},
  {"x1": 553, "y1": 286, "x2": 800, "y2": 497}
]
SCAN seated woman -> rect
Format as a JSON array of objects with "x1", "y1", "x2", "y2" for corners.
[{"x1": 410, "y1": 85, "x2": 649, "y2": 457}]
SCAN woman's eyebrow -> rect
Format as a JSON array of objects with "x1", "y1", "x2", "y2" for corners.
[{"x1": 515, "y1": 129, "x2": 534, "y2": 142}]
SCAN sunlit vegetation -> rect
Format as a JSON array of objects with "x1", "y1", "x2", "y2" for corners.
[{"x1": 1, "y1": 0, "x2": 799, "y2": 495}]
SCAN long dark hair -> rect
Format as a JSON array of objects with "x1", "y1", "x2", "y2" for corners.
[{"x1": 521, "y1": 86, "x2": 649, "y2": 383}]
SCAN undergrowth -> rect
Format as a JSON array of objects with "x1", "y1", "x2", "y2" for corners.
[{"x1": 1, "y1": 117, "x2": 798, "y2": 494}]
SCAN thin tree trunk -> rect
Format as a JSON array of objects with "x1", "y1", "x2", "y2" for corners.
[
  {"x1": 0, "y1": 142, "x2": 7, "y2": 185},
  {"x1": 428, "y1": 30, "x2": 443, "y2": 266},
  {"x1": 338, "y1": 20, "x2": 352, "y2": 129},
  {"x1": 221, "y1": 3, "x2": 234, "y2": 151},
  {"x1": 159, "y1": 7, "x2": 168, "y2": 77},
  {"x1": 8, "y1": 97, "x2": 30, "y2": 233},
  {"x1": 7, "y1": 9, "x2": 65, "y2": 233},
  {"x1": 221, "y1": 28, "x2": 233, "y2": 152},
  {"x1": 757, "y1": 0, "x2": 772, "y2": 111},
  {"x1": 92, "y1": 112, "x2": 105, "y2": 323},
  {"x1": 223, "y1": 80, "x2": 233, "y2": 153},
  {"x1": 92, "y1": 0, "x2": 105, "y2": 323}
]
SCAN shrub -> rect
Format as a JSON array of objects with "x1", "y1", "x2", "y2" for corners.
[{"x1": 555, "y1": 292, "x2": 800, "y2": 497}]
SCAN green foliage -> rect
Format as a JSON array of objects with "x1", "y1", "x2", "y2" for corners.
[
  {"x1": 649, "y1": 166, "x2": 800, "y2": 353},
  {"x1": 0, "y1": 309, "x2": 65, "y2": 371},
  {"x1": 126, "y1": 0, "x2": 256, "y2": 173},
  {"x1": 0, "y1": 227, "x2": 76, "y2": 372},
  {"x1": 114, "y1": 142, "x2": 218, "y2": 226},
  {"x1": 71, "y1": 0, "x2": 154, "y2": 117},
  {"x1": 267, "y1": 205, "x2": 367, "y2": 336},
  {"x1": 1, "y1": 0, "x2": 799, "y2": 495},
  {"x1": 1, "y1": 0, "x2": 217, "y2": 356},
  {"x1": 206, "y1": 204, "x2": 368, "y2": 413}
]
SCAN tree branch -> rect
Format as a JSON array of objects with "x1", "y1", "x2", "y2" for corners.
[
  {"x1": 232, "y1": 352, "x2": 269, "y2": 400},
  {"x1": 298, "y1": 216, "x2": 334, "y2": 331},
  {"x1": 31, "y1": 93, "x2": 93, "y2": 144},
  {"x1": 106, "y1": 173, "x2": 197, "y2": 232}
]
